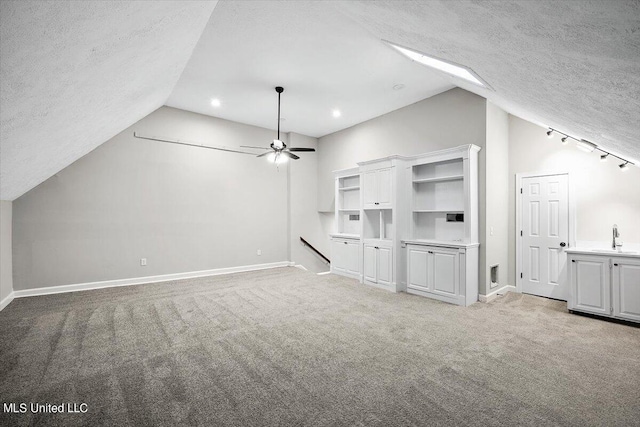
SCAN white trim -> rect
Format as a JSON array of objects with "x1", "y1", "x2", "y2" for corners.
[
  {"x1": 316, "y1": 271, "x2": 332, "y2": 276},
  {"x1": 479, "y1": 285, "x2": 515, "y2": 303},
  {"x1": 13, "y1": 261, "x2": 293, "y2": 299},
  {"x1": 515, "y1": 171, "x2": 575, "y2": 294},
  {"x1": 0, "y1": 292, "x2": 15, "y2": 312},
  {"x1": 294, "y1": 264, "x2": 308, "y2": 271}
]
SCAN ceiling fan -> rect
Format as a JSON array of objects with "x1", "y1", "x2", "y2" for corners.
[
  {"x1": 133, "y1": 86, "x2": 315, "y2": 164},
  {"x1": 240, "y1": 86, "x2": 315, "y2": 163}
]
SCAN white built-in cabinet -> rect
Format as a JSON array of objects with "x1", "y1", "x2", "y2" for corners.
[
  {"x1": 330, "y1": 168, "x2": 362, "y2": 279},
  {"x1": 330, "y1": 145, "x2": 481, "y2": 306},
  {"x1": 363, "y1": 168, "x2": 392, "y2": 209},
  {"x1": 568, "y1": 251, "x2": 640, "y2": 323}
]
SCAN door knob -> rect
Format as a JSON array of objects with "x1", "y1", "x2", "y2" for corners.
[{"x1": 560, "y1": 242, "x2": 566, "y2": 247}]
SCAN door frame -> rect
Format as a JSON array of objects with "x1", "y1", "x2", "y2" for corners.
[{"x1": 515, "y1": 171, "x2": 576, "y2": 295}]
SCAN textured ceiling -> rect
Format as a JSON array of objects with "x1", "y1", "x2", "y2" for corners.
[
  {"x1": 166, "y1": 0, "x2": 454, "y2": 139},
  {"x1": 0, "y1": 1, "x2": 217, "y2": 200},
  {"x1": 2, "y1": 1, "x2": 638, "y2": 200},
  {"x1": 334, "y1": 0, "x2": 640, "y2": 163}
]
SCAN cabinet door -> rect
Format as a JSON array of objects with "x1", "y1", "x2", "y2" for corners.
[
  {"x1": 377, "y1": 246, "x2": 393, "y2": 285},
  {"x1": 376, "y1": 168, "x2": 393, "y2": 208},
  {"x1": 408, "y1": 246, "x2": 429, "y2": 290},
  {"x1": 331, "y1": 240, "x2": 346, "y2": 272},
  {"x1": 430, "y1": 247, "x2": 459, "y2": 297},
  {"x1": 363, "y1": 171, "x2": 378, "y2": 208},
  {"x1": 612, "y1": 259, "x2": 640, "y2": 322},
  {"x1": 345, "y1": 241, "x2": 360, "y2": 276},
  {"x1": 363, "y1": 244, "x2": 377, "y2": 282},
  {"x1": 571, "y1": 256, "x2": 610, "y2": 316}
]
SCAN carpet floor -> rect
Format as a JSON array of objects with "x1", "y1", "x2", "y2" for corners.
[{"x1": 0, "y1": 267, "x2": 638, "y2": 426}]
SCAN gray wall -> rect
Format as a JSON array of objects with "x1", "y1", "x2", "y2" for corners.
[
  {"x1": 317, "y1": 88, "x2": 491, "y2": 292},
  {"x1": 483, "y1": 102, "x2": 510, "y2": 293},
  {"x1": 13, "y1": 107, "x2": 290, "y2": 290},
  {"x1": 288, "y1": 133, "x2": 330, "y2": 273},
  {"x1": 0, "y1": 200, "x2": 12, "y2": 301},
  {"x1": 507, "y1": 115, "x2": 640, "y2": 285}
]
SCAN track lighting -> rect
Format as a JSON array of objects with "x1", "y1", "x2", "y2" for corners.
[
  {"x1": 576, "y1": 139, "x2": 597, "y2": 153},
  {"x1": 544, "y1": 128, "x2": 634, "y2": 171}
]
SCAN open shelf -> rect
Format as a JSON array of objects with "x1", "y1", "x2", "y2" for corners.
[
  {"x1": 413, "y1": 175, "x2": 463, "y2": 184},
  {"x1": 413, "y1": 159, "x2": 463, "y2": 181},
  {"x1": 339, "y1": 185, "x2": 360, "y2": 191},
  {"x1": 413, "y1": 209, "x2": 463, "y2": 213},
  {"x1": 412, "y1": 211, "x2": 464, "y2": 241},
  {"x1": 363, "y1": 209, "x2": 393, "y2": 240}
]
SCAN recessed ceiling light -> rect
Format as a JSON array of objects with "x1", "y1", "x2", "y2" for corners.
[
  {"x1": 211, "y1": 98, "x2": 221, "y2": 107},
  {"x1": 393, "y1": 84, "x2": 405, "y2": 90},
  {"x1": 384, "y1": 40, "x2": 490, "y2": 89},
  {"x1": 332, "y1": 110, "x2": 341, "y2": 118}
]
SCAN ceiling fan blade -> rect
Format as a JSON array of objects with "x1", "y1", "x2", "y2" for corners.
[
  {"x1": 133, "y1": 132, "x2": 255, "y2": 155},
  {"x1": 281, "y1": 151, "x2": 300, "y2": 160},
  {"x1": 257, "y1": 151, "x2": 274, "y2": 158},
  {"x1": 240, "y1": 145, "x2": 271, "y2": 150},
  {"x1": 287, "y1": 147, "x2": 316, "y2": 152}
]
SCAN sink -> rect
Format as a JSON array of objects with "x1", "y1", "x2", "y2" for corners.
[{"x1": 590, "y1": 249, "x2": 638, "y2": 255}]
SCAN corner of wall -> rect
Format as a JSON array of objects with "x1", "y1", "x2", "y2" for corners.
[{"x1": 0, "y1": 200, "x2": 14, "y2": 310}]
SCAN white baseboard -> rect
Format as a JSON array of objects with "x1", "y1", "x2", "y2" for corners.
[
  {"x1": 479, "y1": 285, "x2": 516, "y2": 303},
  {"x1": 293, "y1": 264, "x2": 308, "y2": 271},
  {"x1": 0, "y1": 292, "x2": 15, "y2": 312},
  {"x1": 13, "y1": 261, "x2": 294, "y2": 299},
  {"x1": 316, "y1": 271, "x2": 331, "y2": 276}
]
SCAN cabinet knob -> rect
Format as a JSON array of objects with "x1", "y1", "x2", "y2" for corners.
[
  {"x1": 375, "y1": 202, "x2": 379, "y2": 205},
  {"x1": 343, "y1": 242, "x2": 348, "y2": 245},
  {"x1": 560, "y1": 242, "x2": 566, "y2": 247},
  {"x1": 614, "y1": 263, "x2": 619, "y2": 266},
  {"x1": 571, "y1": 260, "x2": 575, "y2": 263},
  {"x1": 375, "y1": 246, "x2": 379, "y2": 249}
]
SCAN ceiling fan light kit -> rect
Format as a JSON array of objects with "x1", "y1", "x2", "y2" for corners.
[{"x1": 134, "y1": 86, "x2": 315, "y2": 166}]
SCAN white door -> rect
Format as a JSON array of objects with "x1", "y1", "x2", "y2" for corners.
[
  {"x1": 345, "y1": 241, "x2": 360, "y2": 276},
  {"x1": 331, "y1": 239, "x2": 346, "y2": 273},
  {"x1": 613, "y1": 259, "x2": 640, "y2": 322},
  {"x1": 363, "y1": 244, "x2": 377, "y2": 282},
  {"x1": 430, "y1": 248, "x2": 459, "y2": 297},
  {"x1": 376, "y1": 168, "x2": 393, "y2": 208},
  {"x1": 571, "y1": 256, "x2": 610, "y2": 316},
  {"x1": 521, "y1": 174, "x2": 569, "y2": 300},
  {"x1": 363, "y1": 171, "x2": 378, "y2": 208},
  {"x1": 377, "y1": 246, "x2": 393, "y2": 285},
  {"x1": 408, "y1": 247, "x2": 429, "y2": 290}
]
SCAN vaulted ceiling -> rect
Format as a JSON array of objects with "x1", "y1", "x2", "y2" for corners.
[{"x1": 1, "y1": 0, "x2": 638, "y2": 201}]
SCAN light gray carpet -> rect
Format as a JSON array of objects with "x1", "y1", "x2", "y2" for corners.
[{"x1": 0, "y1": 267, "x2": 638, "y2": 426}]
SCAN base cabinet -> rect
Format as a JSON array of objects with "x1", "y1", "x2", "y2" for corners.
[
  {"x1": 363, "y1": 243, "x2": 393, "y2": 289},
  {"x1": 330, "y1": 237, "x2": 360, "y2": 279},
  {"x1": 613, "y1": 258, "x2": 640, "y2": 322},
  {"x1": 568, "y1": 253, "x2": 640, "y2": 323},
  {"x1": 406, "y1": 243, "x2": 478, "y2": 306}
]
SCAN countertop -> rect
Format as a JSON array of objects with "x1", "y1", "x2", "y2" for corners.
[{"x1": 565, "y1": 247, "x2": 640, "y2": 259}]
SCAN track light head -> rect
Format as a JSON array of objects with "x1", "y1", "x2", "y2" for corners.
[
  {"x1": 619, "y1": 162, "x2": 629, "y2": 171},
  {"x1": 600, "y1": 154, "x2": 608, "y2": 162},
  {"x1": 546, "y1": 129, "x2": 554, "y2": 138},
  {"x1": 561, "y1": 136, "x2": 568, "y2": 144}
]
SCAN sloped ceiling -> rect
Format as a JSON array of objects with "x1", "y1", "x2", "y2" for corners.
[
  {"x1": 0, "y1": 1, "x2": 217, "y2": 200},
  {"x1": 2, "y1": 1, "x2": 638, "y2": 201},
  {"x1": 333, "y1": 0, "x2": 640, "y2": 163}
]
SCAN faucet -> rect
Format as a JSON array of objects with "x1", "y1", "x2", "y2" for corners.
[{"x1": 612, "y1": 224, "x2": 619, "y2": 249}]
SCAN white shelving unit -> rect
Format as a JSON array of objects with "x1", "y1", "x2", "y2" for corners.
[
  {"x1": 404, "y1": 145, "x2": 481, "y2": 306},
  {"x1": 330, "y1": 168, "x2": 361, "y2": 279},
  {"x1": 329, "y1": 145, "x2": 480, "y2": 306}
]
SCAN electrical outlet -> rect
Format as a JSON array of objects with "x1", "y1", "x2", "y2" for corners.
[
  {"x1": 140, "y1": 258, "x2": 147, "y2": 266},
  {"x1": 257, "y1": 249, "x2": 262, "y2": 256}
]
